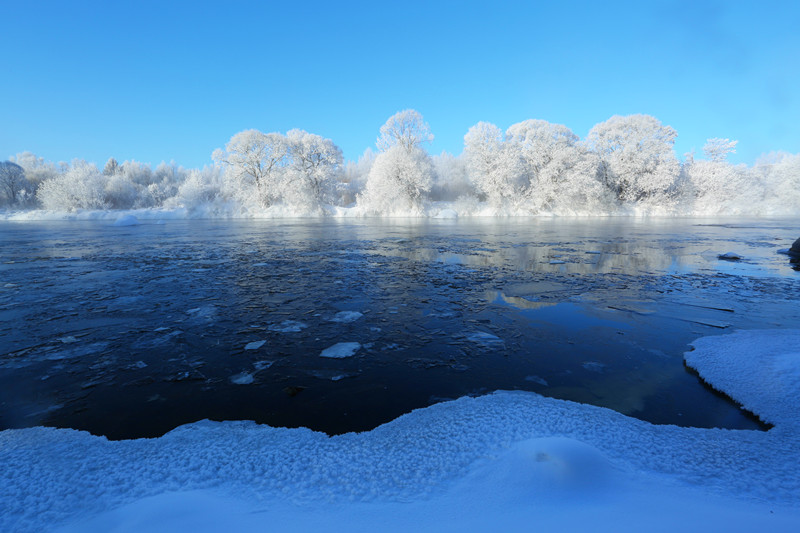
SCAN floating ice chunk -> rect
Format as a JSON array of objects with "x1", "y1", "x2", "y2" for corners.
[
  {"x1": 154, "y1": 327, "x2": 170, "y2": 332},
  {"x1": 582, "y1": 361, "x2": 606, "y2": 373},
  {"x1": 252, "y1": 263, "x2": 269, "y2": 267},
  {"x1": 230, "y1": 372, "x2": 254, "y2": 385},
  {"x1": 308, "y1": 369, "x2": 357, "y2": 381},
  {"x1": 244, "y1": 340, "x2": 266, "y2": 350},
  {"x1": 330, "y1": 311, "x2": 363, "y2": 323},
  {"x1": 320, "y1": 342, "x2": 361, "y2": 358},
  {"x1": 59, "y1": 336, "x2": 78, "y2": 344},
  {"x1": 134, "y1": 361, "x2": 147, "y2": 369},
  {"x1": 268, "y1": 320, "x2": 307, "y2": 333},
  {"x1": 253, "y1": 360, "x2": 273, "y2": 371},
  {"x1": 113, "y1": 214, "x2": 139, "y2": 227},
  {"x1": 525, "y1": 375, "x2": 549, "y2": 386},
  {"x1": 717, "y1": 252, "x2": 742, "y2": 261},
  {"x1": 466, "y1": 331, "x2": 503, "y2": 346},
  {"x1": 4, "y1": 283, "x2": 18, "y2": 288},
  {"x1": 187, "y1": 305, "x2": 216, "y2": 320}
]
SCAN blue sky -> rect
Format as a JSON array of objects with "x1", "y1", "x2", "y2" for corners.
[{"x1": 2, "y1": 0, "x2": 798, "y2": 168}]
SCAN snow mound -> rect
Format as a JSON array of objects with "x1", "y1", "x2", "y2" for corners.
[
  {"x1": 464, "y1": 437, "x2": 618, "y2": 498},
  {"x1": 113, "y1": 214, "x2": 139, "y2": 226},
  {"x1": 685, "y1": 329, "x2": 800, "y2": 432}
]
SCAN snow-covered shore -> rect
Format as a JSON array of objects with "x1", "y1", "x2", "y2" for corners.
[{"x1": 1, "y1": 330, "x2": 799, "y2": 532}]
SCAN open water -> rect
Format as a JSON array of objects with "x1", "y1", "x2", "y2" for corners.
[{"x1": 1, "y1": 217, "x2": 798, "y2": 439}]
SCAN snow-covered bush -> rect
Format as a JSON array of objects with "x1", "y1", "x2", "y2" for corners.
[{"x1": 37, "y1": 161, "x2": 109, "y2": 211}]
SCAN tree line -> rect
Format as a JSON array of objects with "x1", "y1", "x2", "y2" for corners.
[{"x1": 2, "y1": 110, "x2": 798, "y2": 215}]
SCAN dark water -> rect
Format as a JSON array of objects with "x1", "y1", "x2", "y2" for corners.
[{"x1": 1, "y1": 217, "x2": 798, "y2": 439}]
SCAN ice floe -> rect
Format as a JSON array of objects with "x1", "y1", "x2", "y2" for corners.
[
  {"x1": 320, "y1": 342, "x2": 361, "y2": 358},
  {"x1": 230, "y1": 372, "x2": 255, "y2": 385},
  {"x1": 268, "y1": 320, "x2": 308, "y2": 333},
  {"x1": 244, "y1": 341, "x2": 266, "y2": 351},
  {"x1": 329, "y1": 311, "x2": 363, "y2": 323}
]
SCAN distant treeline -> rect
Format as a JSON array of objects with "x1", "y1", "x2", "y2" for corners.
[{"x1": 2, "y1": 110, "x2": 798, "y2": 216}]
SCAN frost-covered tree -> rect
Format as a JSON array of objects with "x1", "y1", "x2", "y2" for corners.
[
  {"x1": 285, "y1": 129, "x2": 343, "y2": 209},
  {"x1": 360, "y1": 145, "x2": 434, "y2": 213},
  {"x1": 586, "y1": 114, "x2": 681, "y2": 204},
  {"x1": 37, "y1": 161, "x2": 108, "y2": 211},
  {"x1": 103, "y1": 157, "x2": 120, "y2": 176},
  {"x1": 703, "y1": 138, "x2": 738, "y2": 163},
  {"x1": 0, "y1": 161, "x2": 29, "y2": 206},
  {"x1": 684, "y1": 137, "x2": 748, "y2": 211},
  {"x1": 10, "y1": 152, "x2": 59, "y2": 190},
  {"x1": 756, "y1": 152, "x2": 800, "y2": 212},
  {"x1": 213, "y1": 130, "x2": 289, "y2": 207},
  {"x1": 361, "y1": 111, "x2": 436, "y2": 213},
  {"x1": 505, "y1": 119, "x2": 606, "y2": 212},
  {"x1": 430, "y1": 151, "x2": 472, "y2": 201},
  {"x1": 463, "y1": 122, "x2": 525, "y2": 207},
  {"x1": 340, "y1": 148, "x2": 376, "y2": 206},
  {"x1": 165, "y1": 166, "x2": 225, "y2": 211},
  {"x1": 376, "y1": 109, "x2": 434, "y2": 152}
]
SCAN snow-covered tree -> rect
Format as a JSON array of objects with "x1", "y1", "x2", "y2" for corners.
[
  {"x1": 340, "y1": 148, "x2": 376, "y2": 206},
  {"x1": 376, "y1": 109, "x2": 434, "y2": 152},
  {"x1": 586, "y1": 114, "x2": 681, "y2": 204},
  {"x1": 0, "y1": 161, "x2": 29, "y2": 206},
  {"x1": 756, "y1": 152, "x2": 800, "y2": 212},
  {"x1": 284, "y1": 129, "x2": 343, "y2": 209},
  {"x1": 703, "y1": 138, "x2": 738, "y2": 163},
  {"x1": 359, "y1": 145, "x2": 434, "y2": 213},
  {"x1": 463, "y1": 121, "x2": 525, "y2": 207},
  {"x1": 10, "y1": 152, "x2": 59, "y2": 190},
  {"x1": 213, "y1": 130, "x2": 289, "y2": 207},
  {"x1": 430, "y1": 151, "x2": 472, "y2": 201},
  {"x1": 103, "y1": 157, "x2": 120, "y2": 176},
  {"x1": 361, "y1": 111, "x2": 436, "y2": 213},
  {"x1": 37, "y1": 161, "x2": 108, "y2": 211},
  {"x1": 505, "y1": 119, "x2": 606, "y2": 212}
]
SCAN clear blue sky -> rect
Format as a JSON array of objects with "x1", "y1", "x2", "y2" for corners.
[{"x1": 2, "y1": 0, "x2": 798, "y2": 168}]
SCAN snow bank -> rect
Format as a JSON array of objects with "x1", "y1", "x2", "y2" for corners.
[
  {"x1": 685, "y1": 329, "x2": 800, "y2": 432},
  {"x1": 1, "y1": 330, "x2": 799, "y2": 532},
  {"x1": 7, "y1": 197, "x2": 796, "y2": 222}
]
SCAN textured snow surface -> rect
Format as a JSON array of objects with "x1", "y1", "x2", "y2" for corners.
[
  {"x1": 685, "y1": 329, "x2": 800, "y2": 432},
  {"x1": 2, "y1": 331, "x2": 799, "y2": 532}
]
